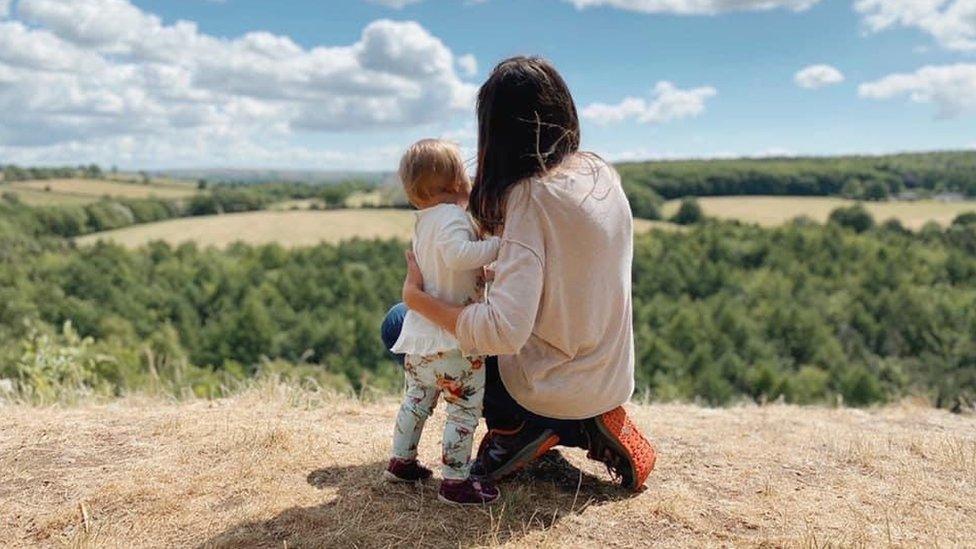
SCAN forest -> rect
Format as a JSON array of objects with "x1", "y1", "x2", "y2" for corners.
[
  {"x1": 2, "y1": 196, "x2": 975, "y2": 409},
  {"x1": 617, "y1": 150, "x2": 976, "y2": 202}
]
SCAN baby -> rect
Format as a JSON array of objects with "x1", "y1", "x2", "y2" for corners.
[{"x1": 385, "y1": 139, "x2": 500, "y2": 506}]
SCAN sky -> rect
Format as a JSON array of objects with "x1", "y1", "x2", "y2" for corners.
[{"x1": 0, "y1": 0, "x2": 974, "y2": 170}]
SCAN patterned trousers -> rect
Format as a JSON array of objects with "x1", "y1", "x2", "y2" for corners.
[{"x1": 391, "y1": 350, "x2": 486, "y2": 480}]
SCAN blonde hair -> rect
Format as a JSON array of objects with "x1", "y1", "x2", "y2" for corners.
[{"x1": 398, "y1": 139, "x2": 470, "y2": 207}]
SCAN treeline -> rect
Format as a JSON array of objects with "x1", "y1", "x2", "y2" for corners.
[
  {"x1": 2, "y1": 202, "x2": 974, "y2": 408},
  {"x1": 617, "y1": 151, "x2": 976, "y2": 201},
  {"x1": 2, "y1": 164, "x2": 104, "y2": 181}
]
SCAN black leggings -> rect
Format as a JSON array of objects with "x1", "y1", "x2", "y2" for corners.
[
  {"x1": 382, "y1": 303, "x2": 587, "y2": 449},
  {"x1": 483, "y1": 357, "x2": 587, "y2": 449}
]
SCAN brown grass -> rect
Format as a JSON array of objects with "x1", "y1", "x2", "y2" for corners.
[
  {"x1": 663, "y1": 196, "x2": 976, "y2": 229},
  {"x1": 75, "y1": 210, "x2": 670, "y2": 249},
  {"x1": 7, "y1": 179, "x2": 197, "y2": 200},
  {"x1": 2, "y1": 386, "x2": 973, "y2": 548}
]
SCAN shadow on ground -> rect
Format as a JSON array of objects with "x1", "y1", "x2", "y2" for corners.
[{"x1": 203, "y1": 450, "x2": 637, "y2": 548}]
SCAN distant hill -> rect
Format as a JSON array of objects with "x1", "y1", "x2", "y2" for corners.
[{"x1": 156, "y1": 168, "x2": 390, "y2": 185}]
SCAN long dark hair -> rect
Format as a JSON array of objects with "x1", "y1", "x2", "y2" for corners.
[{"x1": 470, "y1": 56, "x2": 581, "y2": 235}]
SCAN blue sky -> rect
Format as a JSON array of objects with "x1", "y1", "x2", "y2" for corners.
[{"x1": 0, "y1": 0, "x2": 973, "y2": 169}]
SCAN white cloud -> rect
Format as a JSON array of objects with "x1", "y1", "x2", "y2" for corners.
[
  {"x1": 457, "y1": 54, "x2": 478, "y2": 77},
  {"x1": 582, "y1": 81, "x2": 717, "y2": 125},
  {"x1": 565, "y1": 0, "x2": 820, "y2": 15},
  {"x1": 0, "y1": 0, "x2": 11, "y2": 17},
  {"x1": 0, "y1": 0, "x2": 477, "y2": 166},
  {"x1": 794, "y1": 64, "x2": 845, "y2": 89},
  {"x1": 854, "y1": 0, "x2": 976, "y2": 52},
  {"x1": 858, "y1": 63, "x2": 976, "y2": 118},
  {"x1": 367, "y1": 0, "x2": 423, "y2": 8}
]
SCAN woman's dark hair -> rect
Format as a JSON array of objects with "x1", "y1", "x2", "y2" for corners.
[{"x1": 470, "y1": 56, "x2": 581, "y2": 234}]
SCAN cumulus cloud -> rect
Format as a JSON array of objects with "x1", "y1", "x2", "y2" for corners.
[
  {"x1": 855, "y1": 0, "x2": 976, "y2": 52},
  {"x1": 582, "y1": 82, "x2": 717, "y2": 125},
  {"x1": 0, "y1": 0, "x2": 476, "y2": 165},
  {"x1": 0, "y1": 0, "x2": 11, "y2": 17},
  {"x1": 456, "y1": 54, "x2": 478, "y2": 77},
  {"x1": 858, "y1": 64, "x2": 976, "y2": 118},
  {"x1": 794, "y1": 64, "x2": 845, "y2": 89},
  {"x1": 367, "y1": 0, "x2": 424, "y2": 8},
  {"x1": 565, "y1": 0, "x2": 820, "y2": 15}
]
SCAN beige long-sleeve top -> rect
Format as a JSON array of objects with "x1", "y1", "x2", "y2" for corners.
[{"x1": 455, "y1": 154, "x2": 635, "y2": 420}]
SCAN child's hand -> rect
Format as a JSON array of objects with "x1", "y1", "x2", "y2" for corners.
[
  {"x1": 402, "y1": 250, "x2": 425, "y2": 303},
  {"x1": 483, "y1": 263, "x2": 496, "y2": 283}
]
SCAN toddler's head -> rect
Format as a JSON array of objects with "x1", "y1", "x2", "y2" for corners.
[{"x1": 399, "y1": 139, "x2": 471, "y2": 209}]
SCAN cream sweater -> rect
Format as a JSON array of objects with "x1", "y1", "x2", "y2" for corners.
[{"x1": 455, "y1": 155, "x2": 635, "y2": 420}]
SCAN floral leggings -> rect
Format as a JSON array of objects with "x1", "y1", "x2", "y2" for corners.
[{"x1": 391, "y1": 350, "x2": 486, "y2": 480}]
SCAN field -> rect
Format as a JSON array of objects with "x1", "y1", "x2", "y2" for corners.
[
  {"x1": 663, "y1": 196, "x2": 976, "y2": 229},
  {"x1": 1, "y1": 178, "x2": 197, "y2": 205},
  {"x1": 75, "y1": 210, "x2": 674, "y2": 248},
  {"x1": 1, "y1": 387, "x2": 974, "y2": 547},
  {"x1": 76, "y1": 209, "x2": 418, "y2": 248}
]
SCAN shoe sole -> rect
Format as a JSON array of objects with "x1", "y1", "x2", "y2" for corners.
[
  {"x1": 489, "y1": 430, "x2": 560, "y2": 481},
  {"x1": 383, "y1": 470, "x2": 428, "y2": 484},
  {"x1": 593, "y1": 407, "x2": 656, "y2": 491},
  {"x1": 436, "y1": 493, "x2": 500, "y2": 506}
]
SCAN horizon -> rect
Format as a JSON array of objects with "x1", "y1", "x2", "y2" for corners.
[{"x1": 1, "y1": 0, "x2": 974, "y2": 170}]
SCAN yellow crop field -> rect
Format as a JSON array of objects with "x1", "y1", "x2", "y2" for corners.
[
  {"x1": 76, "y1": 209, "x2": 671, "y2": 249},
  {"x1": 663, "y1": 196, "x2": 976, "y2": 229},
  {"x1": 7, "y1": 178, "x2": 197, "y2": 200}
]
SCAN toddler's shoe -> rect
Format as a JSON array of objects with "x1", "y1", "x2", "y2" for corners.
[
  {"x1": 437, "y1": 478, "x2": 500, "y2": 506},
  {"x1": 384, "y1": 457, "x2": 433, "y2": 483}
]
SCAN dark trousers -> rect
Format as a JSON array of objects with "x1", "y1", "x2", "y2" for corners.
[{"x1": 381, "y1": 303, "x2": 586, "y2": 449}]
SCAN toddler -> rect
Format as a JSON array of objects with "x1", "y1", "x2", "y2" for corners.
[{"x1": 385, "y1": 139, "x2": 500, "y2": 506}]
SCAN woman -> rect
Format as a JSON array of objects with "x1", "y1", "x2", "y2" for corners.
[{"x1": 385, "y1": 56, "x2": 656, "y2": 491}]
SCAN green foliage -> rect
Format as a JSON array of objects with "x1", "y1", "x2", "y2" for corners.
[
  {"x1": 952, "y1": 211, "x2": 976, "y2": 226},
  {"x1": 2, "y1": 197, "x2": 975, "y2": 408},
  {"x1": 671, "y1": 198, "x2": 704, "y2": 225},
  {"x1": 829, "y1": 204, "x2": 875, "y2": 233},
  {"x1": 617, "y1": 151, "x2": 976, "y2": 199}
]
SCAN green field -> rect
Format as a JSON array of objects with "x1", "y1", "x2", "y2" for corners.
[{"x1": 663, "y1": 196, "x2": 976, "y2": 229}]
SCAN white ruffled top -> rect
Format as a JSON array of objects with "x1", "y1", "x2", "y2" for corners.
[{"x1": 391, "y1": 203, "x2": 500, "y2": 357}]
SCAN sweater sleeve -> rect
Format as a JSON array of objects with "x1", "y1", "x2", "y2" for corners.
[
  {"x1": 455, "y1": 184, "x2": 544, "y2": 356},
  {"x1": 436, "y1": 209, "x2": 501, "y2": 271}
]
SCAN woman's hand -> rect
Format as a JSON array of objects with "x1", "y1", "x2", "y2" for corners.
[{"x1": 402, "y1": 250, "x2": 425, "y2": 306}]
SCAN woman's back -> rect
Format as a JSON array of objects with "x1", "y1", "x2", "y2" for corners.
[{"x1": 456, "y1": 154, "x2": 635, "y2": 420}]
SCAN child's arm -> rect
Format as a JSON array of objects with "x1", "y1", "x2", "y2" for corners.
[{"x1": 437, "y1": 213, "x2": 500, "y2": 271}]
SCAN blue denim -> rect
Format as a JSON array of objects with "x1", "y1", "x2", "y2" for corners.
[
  {"x1": 381, "y1": 302, "x2": 409, "y2": 367},
  {"x1": 380, "y1": 302, "x2": 585, "y2": 448}
]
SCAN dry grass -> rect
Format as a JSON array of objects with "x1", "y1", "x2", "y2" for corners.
[
  {"x1": 0, "y1": 187, "x2": 99, "y2": 206},
  {"x1": 7, "y1": 179, "x2": 197, "y2": 200},
  {"x1": 75, "y1": 210, "x2": 418, "y2": 248},
  {"x1": 663, "y1": 196, "x2": 976, "y2": 229},
  {"x1": 75, "y1": 210, "x2": 670, "y2": 249},
  {"x1": 2, "y1": 387, "x2": 973, "y2": 548}
]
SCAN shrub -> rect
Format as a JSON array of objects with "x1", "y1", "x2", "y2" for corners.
[
  {"x1": 671, "y1": 198, "x2": 704, "y2": 225},
  {"x1": 828, "y1": 204, "x2": 874, "y2": 233}
]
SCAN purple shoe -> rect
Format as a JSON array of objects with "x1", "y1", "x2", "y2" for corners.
[
  {"x1": 384, "y1": 458, "x2": 433, "y2": 483},
  {"x1": 437, "y1": 478, "x2": 500, "y2": 506}
]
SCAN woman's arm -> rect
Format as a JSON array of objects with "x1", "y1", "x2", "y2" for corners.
[{"x1": 402, "y1": 250, "x2": 464, "y2": 334}]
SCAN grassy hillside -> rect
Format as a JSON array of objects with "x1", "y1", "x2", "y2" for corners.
[
  {"x1": 1, "y1": 178, "x2": 198, "y2": 206},
  {"x1": 662, "y1": 196, "x2": 976, "y2": 229},
  {"x1": 1, "y1": 388, "x2": 973, "y2": 547},
  {"x1": 74, "y1": 210, "x2": 675, "y2": 248}
]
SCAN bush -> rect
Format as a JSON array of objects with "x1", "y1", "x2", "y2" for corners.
[
  {"x1": 952, "y1": 211, "x2": 976, "y2": 227},
  {"x1": 828, "y1": 204, "x2": 874, "y2": 233},
  {"x1": 671, "y1": 198, "x2": 704, "y2": 225}
]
